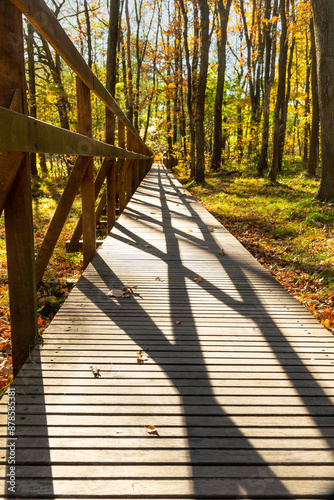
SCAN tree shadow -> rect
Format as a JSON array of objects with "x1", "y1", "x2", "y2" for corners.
[{"x1": 74, "y1": 164, "x2": 334, "y2": 498}]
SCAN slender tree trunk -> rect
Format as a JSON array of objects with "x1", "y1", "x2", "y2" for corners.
[
  {"x1": 258, "y1": 0, "x2": 278, "y2": 176},
  {"x1": 269, "y1": 0, "x2": 289, "y2": 182},
  {"x1": 278, "y1": 36, "x2": 295, "y2": 172},
  {"x1": 195, "y1": 0, "x2": 210, "y2": 183},
  {"x1": 178, "y1": 0, "x2": 196, "y2": 175},
  {"x1": 125, "y1": 0, "x2": 133, "y2": 123},
  {"x1": 27, "y1": 22, "x2": 38, "y2": 177},
  {"x1": 303, "y1": 31, "x2": 311, "y2": 167},
  {"x1": 308, "y1": 18, "x2": 319, "y2": 177},
  {"x1": 83, "y1": 0, "x2": 92, "y2": 68},
  {"x1": 106, "y1": 0, "x2": 120, "y2": 97},
  {"x1": 211, "y1": 0, "x2": 232, "y2": 172}
]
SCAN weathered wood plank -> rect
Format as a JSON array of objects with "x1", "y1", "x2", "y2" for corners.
[
  {"x1": 0, "y1": 106, "x2": 148, "y2": 160},
  {"x1": 2, "y1": 164, "x2": 334, "y2": 498}
]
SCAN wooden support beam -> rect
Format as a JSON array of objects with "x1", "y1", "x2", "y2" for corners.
[
  {"x1": 35, "y1": 155, "x2": 91, "y2": 284},
  {"x1": 118, "y1": 160, "x2": 127, "y2": 215},
  {"x1": 76, "y1": 77, "x2": 95, "y2": 270},
  {"x1": 1, "y1": 0, "x2": 38, "y2": 374},
  {"x1": 66, "y1": 157, "x2": 114, "y2": 252},
  {"x1": 0, "y1": 106, "x2": 147, "y2": 160},
  {"x1": 126, "y1": 160, "x2": 133, "y2": 204},
  {"x1": 106, "y1": 108, "x2": 116, "y2": 232}
]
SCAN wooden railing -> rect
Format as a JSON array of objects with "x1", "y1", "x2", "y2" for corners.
[{"x1": 0, "y1": 0, "x2": 153, "y2": 374}]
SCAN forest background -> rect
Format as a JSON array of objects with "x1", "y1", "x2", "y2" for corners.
[{"x1": 1, "y1": 0, "x2": 334, "y2": 386}]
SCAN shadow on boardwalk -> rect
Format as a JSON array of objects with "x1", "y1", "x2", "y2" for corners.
[
  {"x1": 77, "y1": 165, "x2": 334, "y2": 498},
  {"x1": 4, "y1": 165, "x2": 334, "y2": 498}
]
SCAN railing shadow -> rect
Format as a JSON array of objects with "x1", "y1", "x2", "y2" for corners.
[{"x1": 4, "y1": 342, "x2": 54, "y2": 498}]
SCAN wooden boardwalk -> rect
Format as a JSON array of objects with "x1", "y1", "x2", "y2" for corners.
[{"x1": 1, "y1": 163, "x2": 334, "y2": 499}]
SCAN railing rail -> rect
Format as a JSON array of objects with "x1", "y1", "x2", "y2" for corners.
[{"x1": 0, "y1": 0, "x2": 153, "y2": 374}]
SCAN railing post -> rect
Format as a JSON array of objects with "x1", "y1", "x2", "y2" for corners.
[
  {"x1": 118, "y1": 121, "x2": 127, "y2": 214},
  {"x1": 0, "y1": 0, "x2": 38, "y2": 374},
  {"x1": 106, "y1": 108, "x2": 116, "y2": 232},
  {"x1": 76, "y1": 77, "x2": 95, "y2": 269}
]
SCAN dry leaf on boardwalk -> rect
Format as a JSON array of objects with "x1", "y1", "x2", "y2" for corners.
[
  {"x1": 90, "y1": 366, "x2": 101, "y2": 378},
  {"x1": 108, "y1": 289, "x2": 126, "y2": 298},
  {"x1": 144, "y1": 244, "x2": 152, "y2": 248},
  {"x1": 155, "y1": 276, "x2": 165, "y2": 281},
  {"x1": 127, "y1": 241, "x2": 138, "y2": 245},
  {"x1": 122, "y1": 285, "x2": 138, "y2": 294},
  {"x1": 145, "y1": 425, "x2": 158, "y2": 435},
  {"x1": 194, "y1": 276, "x2": 202, "y2": 283},
  {"x1": 219, "y1": 249, "x2": 225, "y2": 255},
  {"x1": 208, "y1": 227, "x2": 215, "y2": 232},
  {"x1": 137, "y1": 350, "x2": 149, "y2": 363},
  {"x1": 175, "y1": 321, "x2": 181, "y2": 325}
]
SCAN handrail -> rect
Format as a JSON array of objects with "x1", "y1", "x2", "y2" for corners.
[
  {"x1": 0, "y1": 0, "x2": 153, "y2": 375},
  {"x1": 11, "y1": 0, "x2": 152, "y2": 157},
  {"x1": 0, "y1": 107, "x2": 148, "y2": 160}
]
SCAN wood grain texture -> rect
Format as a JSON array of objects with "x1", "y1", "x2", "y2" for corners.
[
  {"x1": 1, "y1": 164, "x2": 334, "y2": 499},
  {"x1": 0, "y1": 106, "x2": 148, "y2": 160}
]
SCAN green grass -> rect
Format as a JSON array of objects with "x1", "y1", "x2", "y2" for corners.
[{"x1": 176, "y1": 162, "x2": 334, "y2": 331}]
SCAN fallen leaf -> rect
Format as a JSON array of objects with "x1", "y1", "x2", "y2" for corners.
[
  {"x1": 90, "y1": 366, "x2": 101, "y2": 378},
  {"x1": 145, "y1": 425, "x2": 158, "y2": 435},
  {"x1": 194, "y1": 276, "x2": 202, "y2": 283},
  {"x1": 122, "y1": 285, "x2": 138, "y2": 293},
  {"x1": 150, "y1": 212, "x2": 156, "y2": 214},
  {"x1": 144, "y1": 244, "x2": 152, "y2": 248},
  {"x1": 188, "y1": 229, "x2": 193, "y2": 232},
  {"x1": 219, "y1": 249, "x2": 225, "y2": 255},
  {"x1": 155, "y1": 276, "x2": 165, "y2": 282},
  {"x1": 137, "y1": 350, "x2": 149, "y2": 363},
  {"x1": 208, "y1": 227, "x2": 214, "y2": 232},
  {"x1": 108, "y1": 289, "x2": 125, "y2": 298},
  {"x1": 175, "y1": 321, "x2": 181, "y2": 325}
]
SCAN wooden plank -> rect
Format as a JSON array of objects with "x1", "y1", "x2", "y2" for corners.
[
  {"x1": 2, "y1": 164, "x2": 334, "y2": 498},
  {"x1": 0, "y1": 106, "x2": 148, "y2": 160},
  {"x1": 10, "y1": 0, "x2": 152, "y2": 156}
]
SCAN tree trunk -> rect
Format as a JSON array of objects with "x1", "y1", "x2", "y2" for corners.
[
  {"x1": 27, "y1": 22, "x2": 38, "y2": 177},
  {"x1": 257, "y1": 0, "x2": 278, "y2": 176},
  {"x1": 106, "y1": 0, "x2": 120, "y2": 97},
  {"x1": 307, "y1": 18, "x2": 319, "y2": 177},
  {"x1": 269, "y1": 0, "x2": 289, "y2": 182},
  {"x1": 311, "y1": 0, "x2": 334, "y2": 199},
  {"x1": 278, "y1": 36, "x2": 295, "y2": 172},
  {"x1": 195, "y1": 0, "x2": 210, "y2": 183},
  {"x1": 83, "y1": 0, "x2": 92, "y2": 68},
  {"x1": 125, "y1": 0, "x2": 133, "y2": 123},
  {"x1": 211, "y1": 0, "x2": 232, "y2": 172},
  {"x1": 303, "y1": 31, "x2": 311, "y2": 167}
]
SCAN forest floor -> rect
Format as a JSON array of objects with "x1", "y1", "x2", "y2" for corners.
[
  {"x1": 176, "y1": 161, "x2": 334, "y2": 340},
  {"x1": 0, "y1": 162, "x2": 333, "y2": 391}
]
